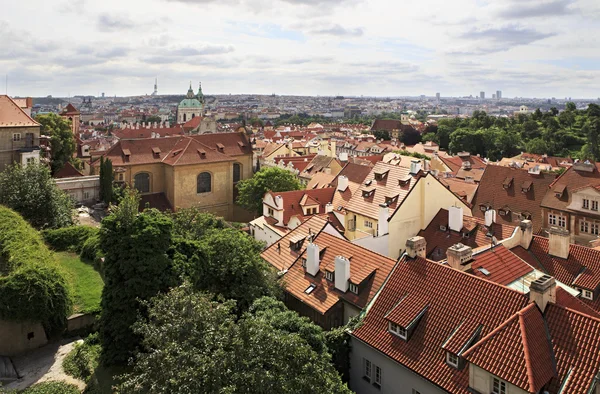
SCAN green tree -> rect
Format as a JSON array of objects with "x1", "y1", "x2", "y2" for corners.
[
  {"x1": 565, "y1": 102, "x2": 577, "y2": 112},
  {"x1": 0, "y1": 163, "x2": 73, "y2": 229},
  {"x1": 35, "y1": 113, "x2": 76, "y2": 174},
  {"x1": 373, "y1": 130, "x2": 391, "y2": 140},
  {"x1": 118, "y1": 283, "x2": 351, "y2": 394},
  {"x1": 236, "y1": 167, "x2": 301, "y2": 214},
  {"x1": 99, "y1": 157, "x2": 113, "y2": 205},
  {"x1": 195, "y1": 228, "x2": 277, "y2": 311},
  {"x1": 99, "y1": 190, "x2": 175, "y2": 365},
  {"x1": 580, "y1": 117, "x2": 600, "y2": 161},
  {"x1": 399, "y1": 126, "x2": 422, "y2": 145},
  {"x1": 144, "y1": 115, "x2": 162, "y2": 124},
  {"x1": 171, "y1": 208, "x2": 226, "y2": 240}
]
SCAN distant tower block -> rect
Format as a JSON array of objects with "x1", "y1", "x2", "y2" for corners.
[{"x1": 152, "y1": 78, "x2": 158, "y2": 96}]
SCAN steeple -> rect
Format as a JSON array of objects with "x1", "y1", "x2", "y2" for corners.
[
  {"x1": 186, "y1": 82, "x2": 195, "y2": 98},
  {"x1": 197, "y1": 82, "x2": 204, "y2": 103}
]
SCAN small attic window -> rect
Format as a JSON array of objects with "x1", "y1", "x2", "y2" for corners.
[
  {"x1": 439, "y1": 224, "x2": 447, "y2": 231},
  {"x1": 362, "y1": 190, "x2": 374, "y2": 198},
  {"x1": 446, "y1": 352, "x2": 459, "y2": 368},
  {"x1": 374, "y1": 170, "x2": 389, "y2": 181},
  {"x1": 197, "y1": 149, "x2": 206, "y2": 157},
  {"x1": 498, "y1": 208, "x2": 510, "y2": 216},
  {"x1": 399, "y1": 177, "x2": 411, "y2": 186},
  {"x1": 216, "y1": 143, "x2": 225, "y2": 151},
  {"x1": 389, "y1": 322, "x2": 407, "y2": 340},
  {"x1": 479, "y1": 204, "x2": 490, "y2": 212},
  {"x1": 502, "y1": 177, "x2": 513, "y2": 189},
  {"x1": 325, "y1": 271, "x2": 334, "y2": 282},
  {"x1": 385, "y1": 195, "x2": 398, "y2": 205},
  {"x1": 521, "y1": 180, "x2": 532, "y2": 193},
  {"x1": 554, "y1": 184, "x2": 566, "y2": 198}
]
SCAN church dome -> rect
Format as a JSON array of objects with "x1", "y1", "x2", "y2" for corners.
[{"x1": 179, "y1": 82, "x2": 203, "y2": 109}]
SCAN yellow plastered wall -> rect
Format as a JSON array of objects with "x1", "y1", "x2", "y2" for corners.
[
  {"x1": 345, "y1": 212, "x2": 377, "y2": 240},
  {"x1": 388, "y1": 174, "x2": 471, "y2": 259}
]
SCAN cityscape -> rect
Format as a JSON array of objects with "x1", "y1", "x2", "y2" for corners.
[{"x1": 1, "y1": 0, "x2": 600, "y2": 394}]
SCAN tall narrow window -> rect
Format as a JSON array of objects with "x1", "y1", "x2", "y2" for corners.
[
  {"x1": 374, "y1": 365, "x2": 382, "y2": 387},
  {"x1": 134, "y1": 173, "x2": 150, "y2": 193},
  {"x1": 583, "y1": 199, "x2": 590, "y2": 209},
  {"x1": 492, "y1": 377, "x2": 507, "y2": 394},
  {"x1": 593, "y1": 201, "x2": 599, "y2": 211},
  {"x1": 363, "y1": 358, "x2": 372, "y2": 382},
  {"x1": 233, "y1": 163, "x2": 241, "y2": 183},
  {"x1": 197, "y1": 172, "x2": 212, "y2": 193}
]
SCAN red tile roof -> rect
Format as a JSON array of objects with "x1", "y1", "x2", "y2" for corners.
[
  {"x1": 283, "y1": 232, "x2": 397, "y2": 314},
  {"x1": 60, "y1": 103, "x2": 80, "y2": 116},
  {"x1": 0, "y1": 95, "x2": 39, "y2": 127},
  {"x1": 463, "y1": 303, "x2": 555, "y2": 393},
  {"x1": 54, "y1": 161, "x2": 84, "y2": 178},
  {"x1": 470, "y1": 245, "x2": 534, "y2": 286},
  {"x1": 371, "y1": 119, "x2": 402, "y2": 132},
  {"x1": 471, "y1": 165, "x2": 557, "y2": 232},
  {"x1": 352, "y1": 256, "x2": 529, "y2": 394},
  {"x1": 418, "y1": 209, "x2": 516, "y2": 261},
  {"x1": 541, "y1": 162, "x2": 600, "y2": 213},
  {"x1": 266, "y1": 188, "x2": 336, "y2": 226}
]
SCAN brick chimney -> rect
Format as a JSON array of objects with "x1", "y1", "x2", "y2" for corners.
[
  {"x1": 447, "y1": 243, "x2": 473, "y2": 271},
  {"x1": 334, "y1": 256, "x2": 351, "y2": 292},
  {"x1": 529, "y1": 275, "x2": 556, "y2": 312},
  {"x1": 548, "y1": 227, "x2": 570, "y2": 259},
  {"x1": 305, "y1": 242, "x2": 320, "y2": 276},
  {"x1": 406, "y1": 236, "x2": 426, "y2": 259}
]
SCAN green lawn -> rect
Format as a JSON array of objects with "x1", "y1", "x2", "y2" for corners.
[{"x1": 56, "y1": 252, "x2": 104, "y2": 314}]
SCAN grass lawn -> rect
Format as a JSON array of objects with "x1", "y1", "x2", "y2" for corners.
[{"x1": 56, "y1": 252, "x2": 104, "y2": 314}]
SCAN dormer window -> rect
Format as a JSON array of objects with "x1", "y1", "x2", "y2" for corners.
[
  {"x1": 385, "y1": 195, "x2": 398, "y2": 205},
  {"x1": 374, "y1": 170, "x2": 389, "y2": 181},
  {"x1": 502, "y1": 177, "x2": 513, "y2": 189},
  {"x1": 399, "y1": 177, "x2": 411, "y2": 187},
  {"x1": 362, "y1": 190, "x2": 375, "y2": 198},
  {"x1": 582, "y1": 289, "x2": 594, "y2": 300},
  {"x1": 349, "y1": 282, "x2": 359, "y2": 294},
  {"x1": 498, "y1": 208, "x2": 510, "y2": 216},
  {"x1": 521, "y1": 180, "x2": 532, "y2": 193},
  {"x1": 593, "y1": 201, "x2": 599, "y2": 211},
  {"x1": 479, "y1": 204, "x2": 490, "y2": 212},
  {"x1": 389, "y1": 322, "x2": 407, "y2": 340},
  {"x1": 446, "y1": 352, "x2": 459, "y2": 368},
  {"x1": 325, "y1": 271, "x2": 334, "y2": 282}
]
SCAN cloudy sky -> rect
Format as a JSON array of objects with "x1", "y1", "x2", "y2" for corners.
[{"x1": 2, "y1": 0, "x2": 599, "y2": 98}]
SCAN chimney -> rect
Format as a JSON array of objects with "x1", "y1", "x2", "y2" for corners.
[
  {"x1": 519, "y1": 220, "x2": 533, "y2": 249},
  {"x1": 378, "y1": 204, "x2": 389, "y2": 236},
  {"x1": 484, "y1": 209, "x2": 496, "y2": 227},
  {"x1": 337, "y1": 175, "x2": 349, "y2": 192},
  {"x1": 339, "y1": 152, "x2": 349, "y2": 162},
  {"x1": 548, "y1": 227, "x2": 570, "y2": 259},
  {"x1": 529, "y1": 275, "x2": 556, "y2": 312},
  {"x1": 406, "y1": 236, "x2": 426, "y2": 258},
  {"x1": 448, "y1": 206, "x2": 464, "y2": 232},
  {"x1": 330, "y1": 140, "x2": 336, "y2": 158},
  {"x1": 447, "y1": 243, "x2": 472, "y2": 271},
  {"x1": 305, "y1": 242, "x2": 320, "y2": 276},
  {"x1": 334, "y1": 256, "x2": 351, "y2": 292},
  {"x1": 325, "y1": 203, "x2": 333, "y2": 213},
  {"x1": 410, "y1": 159, "x2": 422, "y2": 175}
]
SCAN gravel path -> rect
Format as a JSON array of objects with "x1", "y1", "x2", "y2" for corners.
[{"x1": 4, "y1": 338, "x2": 86, "y2": 391}]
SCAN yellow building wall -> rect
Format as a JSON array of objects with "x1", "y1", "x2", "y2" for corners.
[
  {"x1": 430, "y1": 156, "x2": 452, "y2": 173},
  {"x1": 173, "y1": 161, "x2": 233, "y2": 219},
  {"x1": 345, "y1": 212, "x2": 377, "y2": 241},
  {"x1": 0, "y1": 126, "x2": 40, "y2": 171},
  {"x1": 124, "y1": 163, "x2": 167, "y2": 195},
  {"x1": 387, "y1": 174, "x2": 471, "y2": 259}
]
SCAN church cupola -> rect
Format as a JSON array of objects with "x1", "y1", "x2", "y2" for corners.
[
  {"x1": 186, "y1": 82, "x2": 195, "y2": 98},
  {"x1": 197, "y1": 82, "x2": 204, "y2": 103}
]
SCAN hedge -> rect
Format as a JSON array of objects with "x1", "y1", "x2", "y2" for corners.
[
  {"x1": 0, "y1": 206, "x2": 72, "y2": 334},
  {"x1": 63, "y1": 333, "x2": 101, "y2": 383},
  {"x1": 19, "y1": 381, "x2": 80, "y2": 394},
  {"x1": 42, "y1": 226, "x2": 99, "y2": 254}
]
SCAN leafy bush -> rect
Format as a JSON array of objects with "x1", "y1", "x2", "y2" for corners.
[
  {"x1": 19, "y1": 381, "x2": 80, "y2": 394},
  {"x1": 63, "y1": 334, "x2": 101, "y2": 382},
  {"x1": 0, "y1": 206, "x2": 72, "y2": 334},
  {"x1": 80, "y1": 234, "x2": 102, "y2": 264},
  {"x1": 43, "y1": 226, "x2": 99, "y2": 253}
]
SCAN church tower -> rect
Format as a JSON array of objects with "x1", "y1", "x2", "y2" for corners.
[{"x1": 177, "y1": 82, "x2": 204, "y2": 124}]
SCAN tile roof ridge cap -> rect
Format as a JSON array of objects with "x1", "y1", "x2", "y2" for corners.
[
  {"x1": 518, "y1": 303, "x2": 545, "y2": 392},
  {"x1": 316, "y1": 231, "x2": 396, "y2": 262},
  {"x1": 3, "y1": 95, "x2": 40, "y2": 126},
  {"x1": 549, "y1": 165, "x2": 572, "y2": 187},
  {"x1": 170, "y1": 137, "x2": 192, "y2": 165}
]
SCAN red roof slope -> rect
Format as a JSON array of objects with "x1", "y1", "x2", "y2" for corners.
[
  {"x1": 54, "y1": 161, "x2": 84, "y2": 178},
  {"x1": 541, "y1": 162, "x2": 600, "y2": 212},
  {"x1": 265, "y1": 188, "x2": 336, "y2": 226},
  {"x1": 352, "y1": 256, "x2": 528, "y2": 394},
  {"x1": 470, "y1": 245, "x2": 534, "y2": 286},
  {"x1": 463, "y1": 303, "x2": 555, "y2": 393}
]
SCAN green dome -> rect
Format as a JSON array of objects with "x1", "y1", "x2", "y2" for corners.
[{"x1": 178, "y1": 98, "x2": 202, "y2": 109}]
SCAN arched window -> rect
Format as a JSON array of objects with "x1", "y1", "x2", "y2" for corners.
[
  {"x1": 183, "y1": 113, "x2": 187, "y2": 122},
  {"x1": 197, "y1": 172, "x2": 211, "y2": 193},
  {"x1": 233, "y1": 163, "x2": 241, "y2": 183},
  {"x1": 134, "y1": 173, "x2": 150, "y2": 193}
]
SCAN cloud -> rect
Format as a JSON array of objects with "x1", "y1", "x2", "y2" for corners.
[
  {"x1": 97, "y1": 13, "x2": 137, "y2": 32},
  {"x1": 497, "y1": 0, "x2": 574, "y2": 19},
  {"x1": 310, "y1": 24, "x2": 363, "y2": 37},
  {"x1": 461, "y1": 24, "x2": 555, "y2": 46},
  {"x1": 167, "y1": 45, "x2": 235, "y2": 56}
]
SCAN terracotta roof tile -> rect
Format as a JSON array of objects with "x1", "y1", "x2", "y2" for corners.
[
  {"x1": 541, "y1": 162, "x2": 600, "y2": 213},
  {"x1": 266, "y1": 188, "x2": 336, "y2": 226},
  {"x1": 0, "y1": 95, "x2": 39, "y2": 127},
  {"x1": 54, "y1": 161, "x2": 84, "y2": 178},
  {"x1": 470, "y1": 245, "x2": 534, "y2": 286}
]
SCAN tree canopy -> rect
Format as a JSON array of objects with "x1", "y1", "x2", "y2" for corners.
[
  {"x1": 35, "y1": 113, "x2": 76, "y2": 174},
  {"x1": 0, "y1": 163, "x2": 73, "y2": 229},
  {"x1": 118, "y1": 284, "x2": 351, "y2": 394},
  {"x1": 236, "y1": 166, "x2": 301, "y2": 214}
]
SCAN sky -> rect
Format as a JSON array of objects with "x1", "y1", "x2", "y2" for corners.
[{"x1": 1, "y1": 0, "x2": 599, "y2": 98}]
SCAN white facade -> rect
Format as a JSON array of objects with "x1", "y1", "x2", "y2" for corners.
[{"x1": 55, "y1": 175, "x2": 100, "y2": 204}]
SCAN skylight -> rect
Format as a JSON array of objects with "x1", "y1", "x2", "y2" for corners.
[
  {"x1": 304, "y1": 284, "x2": 317, "y2": 294},
  {"x1": 477, "y1": 267, "x2": 491, "y2": 276}
]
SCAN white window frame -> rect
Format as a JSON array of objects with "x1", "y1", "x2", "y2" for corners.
[
  {"x1": 363, "y1": 358, "x2": 372, "y2": 382},
  {"x1": 583, "y1": 198, "x2": 590, "y2": 209},
  {"x1": 582, "y1": 289, "x2": 594, "y2": 300},
  {"x1": 389, "y1": 322, "x2": 407, "y2": 340},
  {"x1": 548, "y1": 213, "x2": 557, "y2": 226},
  {"x1": 492, "y1": 377, "x2": 507, "y2": 394},
  {"x1": 374, "y1": 365, "x2": 382, "y2": 387},
  {"x1": 592, "y1": 222, "x2": 599, "y2": 236},
  {"x1": 13, "y1": 133, "x2": 21, "y2": 142},
  {"x1": 593, "y1": 200, "x2": 599, "y2": 211},
  {"x1": 558, "y1": 215, "x2": 566, "y2": 228},
  {"x1": 325, "y1": 271, "x2": 334, "y2": 282},
  {"x1": 268, "y1": 207, "x2": 274, "y2": 217},
  {"x1": 349, "y1": 282, "x2": 359, "y2": 294},
  {"x1": 446, "y1": 352, "x2": 459, "y2": 368}
]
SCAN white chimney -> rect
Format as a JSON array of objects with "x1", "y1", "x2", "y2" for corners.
[
  {"x1": 306, "y1": 242, "x2": 320, "y2": 276},
  {"x1": 330, "y1": 140, "x2": 336, "y2": 158},
  {"x1": 485, "y1": 209, "x2": 496, "y2": 227},
  {"x1": 334, "y1": 256, "x2": 351, "y2": 292},
  {"x1": 548, "y1": 227, "x2": 570, "y2": 259},
  {"x1": 529, "y1": 275, "x2": 556, "y2": 312},
  {"x1": 339, "y1": 152, "x2": 348, "y2": 162},
  {"x1": 448, "y1": 206, "x2": 464, "y2": 232},
  {"x1": 406, "y1": 236, "x2": 427, "y2": 259},
  {"x1": 337, "y1": 175, "x2": 349, "y2": 192},
  {"x1": 378, "y1": 204, "x2": 389, "y2": 236},
  {"x1": 519, "y1": 220, "x2": 533, "y2": 249},
  {"x1": 410, "y1": 159, "x2": 422, "y2": 175},
  {"x1": 275, "y1": 195, "x2": 283, "y2": 208},
  {"x1": 325, "y1": 203, "x2": 333, "y2": 213}
]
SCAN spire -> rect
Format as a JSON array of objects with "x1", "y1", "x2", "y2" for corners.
[
  {"x1": 197, "y1": 82, "x2": 204, "y2": 103},
  {"x1": 186, "y1": 82, "x2": 194, "y2": 98}
]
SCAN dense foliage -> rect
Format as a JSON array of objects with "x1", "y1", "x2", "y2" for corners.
[
  {"x1": 98, "y1": 157, "x2": 113, "y2": 205},
  {"x1": 118, "y1": 284, "x2": 351, "y2": 394},
  {"x1": 170, "y1": 207, "x2": 226, "y2": 240},
  {"x1": 42, "y1": 226, "x2": 99, "y2": 253},
  {"x1": 15, "y1": 381, "x2": 80, "y2": 394},
  {"x1": 35, "y1": 113, "x2": 76, "y2": 175},
  {"x1": 63, "y1": 333, "x2": 101, "y2": 383},
  {"x1": 99, "y1": 191, "x2": 175, "y2": 365},
  {"x1": 0, "y1": 206, "x2": 72, "y2": 334},
  {"x1": 236, "y1": 166, "x2": 302, "y2": 213},
  {"x1": 0, "y1": 163, "x2": 73, "y2": 229},
  {"x1": 423, "y1": 103, "x2": 600, "y2": 160}
]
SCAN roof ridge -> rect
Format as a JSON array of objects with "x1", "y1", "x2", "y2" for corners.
[
  {"x1": 316, "y1": 231, "x2": 396, "y2": 262},
  {"x1": 2, "y1": 95, "x2": 40, "y2": 126},
  {"x1": 548, "y1": 301, "x2": 600, "y2": 324},
  {"x1": 462, "y1": 305, "x2": 522, "y2": 358},
  {"x1": 518, "y1": 304, "x2": 542, "y2": 392}
]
